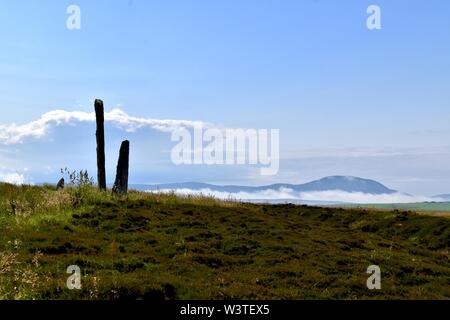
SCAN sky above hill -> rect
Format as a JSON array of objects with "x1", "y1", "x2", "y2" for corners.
[{"x1": 0, "y1": 0, "x2": 450, "y2": 195}]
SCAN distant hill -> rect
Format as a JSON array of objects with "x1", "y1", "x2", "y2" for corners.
[
  {"x1": 134, "y1": 176, "x2": 397, "y2": 195},
  {"x1": 433, "y1": 194, "x2": 450, "y2": 201}
]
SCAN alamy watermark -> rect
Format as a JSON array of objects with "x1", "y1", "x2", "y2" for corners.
[
  {"x1": 171, "y1": 125, "x2": 280, "y2": 176},
  {"x1": 367, "y1": 5, "x2": 382, "y2": 30},
  {"x1": 66, "y1": 5, "x2": 81, "y2": 30},
  {"x1": 66, "y1": 265, "x2": 82, "y2": 290},
  {"x1": 65, "y1": 5, "x2": 380, "y2": 31},
  {"x1": 366, "y1": 265, "x2": 381, "y2": 290}
]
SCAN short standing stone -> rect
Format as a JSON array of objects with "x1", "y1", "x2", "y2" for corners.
[
  {"x1": 113, "y1": 140, "x2": 130, "y2": 195},
  {"x1": 56, "y1": 178, "x2": 65, "y2": 190}
]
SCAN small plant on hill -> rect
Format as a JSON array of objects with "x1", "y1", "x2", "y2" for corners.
[
  {"x1": 60, "y1": 168, "x2": 94, "y2": 187},
  {"x1": 59, "y1": 168, "x2": 97, "y2": 208}
]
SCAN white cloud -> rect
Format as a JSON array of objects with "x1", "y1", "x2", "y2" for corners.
[
  {"x1": 151, "y1": 187, "x2": 437, "y2": 204},
  {"x1": 297, "y1": 190, "x2": 434, "y2": 204},
  {"x1": 0, "y1": 108, "x2": 207, "y2": 145},
  {"x1": 0, "y1": 172, "x2": 26, "y2": 185},
  {"x1": 154, "y1": 187, "x2": 299, "y2": 201}
]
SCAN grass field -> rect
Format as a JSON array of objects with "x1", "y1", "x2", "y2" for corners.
[
  {"x1": 341, "y1": 202, "x2": 450, "y2": 214},
  {"x1": 0, "y1": 183, "x2": 449, "y2": 300}
]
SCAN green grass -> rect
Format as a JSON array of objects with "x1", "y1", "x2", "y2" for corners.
[
  {"x1": 0, "y1": 183, "x2": 449, "y2": 300},
  {"x1": 344, "y1": 202, "x2": 450, "y2": 212}
]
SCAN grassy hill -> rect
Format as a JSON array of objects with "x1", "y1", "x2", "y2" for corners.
[
  {"x1": 0, "y1": 183, "x2": 449, "y2": 300},
  {"x1": 343, "y1": 202, "x2": 450, "y2": 214}
]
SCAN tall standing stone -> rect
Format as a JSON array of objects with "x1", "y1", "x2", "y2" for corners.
[
  {"x1": 113, "y1": 140, "x2": 130, "y2": 195},
  {"x1": 95, "y1": 99, "x2": 107, "y2": 190}
]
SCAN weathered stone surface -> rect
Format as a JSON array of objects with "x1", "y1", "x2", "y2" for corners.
[
  {"x1": 112, "y1": 140, "x2": 130, "y2": 195},
  {"x1": 95, "y1": 99, "x2": 107, "y2": 190},
  {"x1": 56, "y1": 178, "x2": 65, "y2": 190}
]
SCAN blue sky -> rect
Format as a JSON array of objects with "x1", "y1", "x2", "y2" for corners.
[{"x1": 0, "y1": 0, "x2": 450, "y2": 195}]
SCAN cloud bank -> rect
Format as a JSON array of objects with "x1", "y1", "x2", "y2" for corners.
[
  {"x1": 0, "y1": 171, "x2": 26, "y2": 185},
  {"x1": 151, "y1": 187, "x2": 437, "y2": 204},
  {"x1": 0, "y1": 109, "x2": 206, "y2": 145}
]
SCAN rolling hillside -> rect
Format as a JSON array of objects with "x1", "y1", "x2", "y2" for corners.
[{"x1": 0, "y1": 183, "x2": 449, "y2": 300}]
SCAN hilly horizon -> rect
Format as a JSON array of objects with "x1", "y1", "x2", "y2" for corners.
[
  {"x1": 135, "y1": 176, "x2": 397, "y2": 194},
  {"x1": 131, "y1": 176, "x2": 450, "y2": 206}
]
